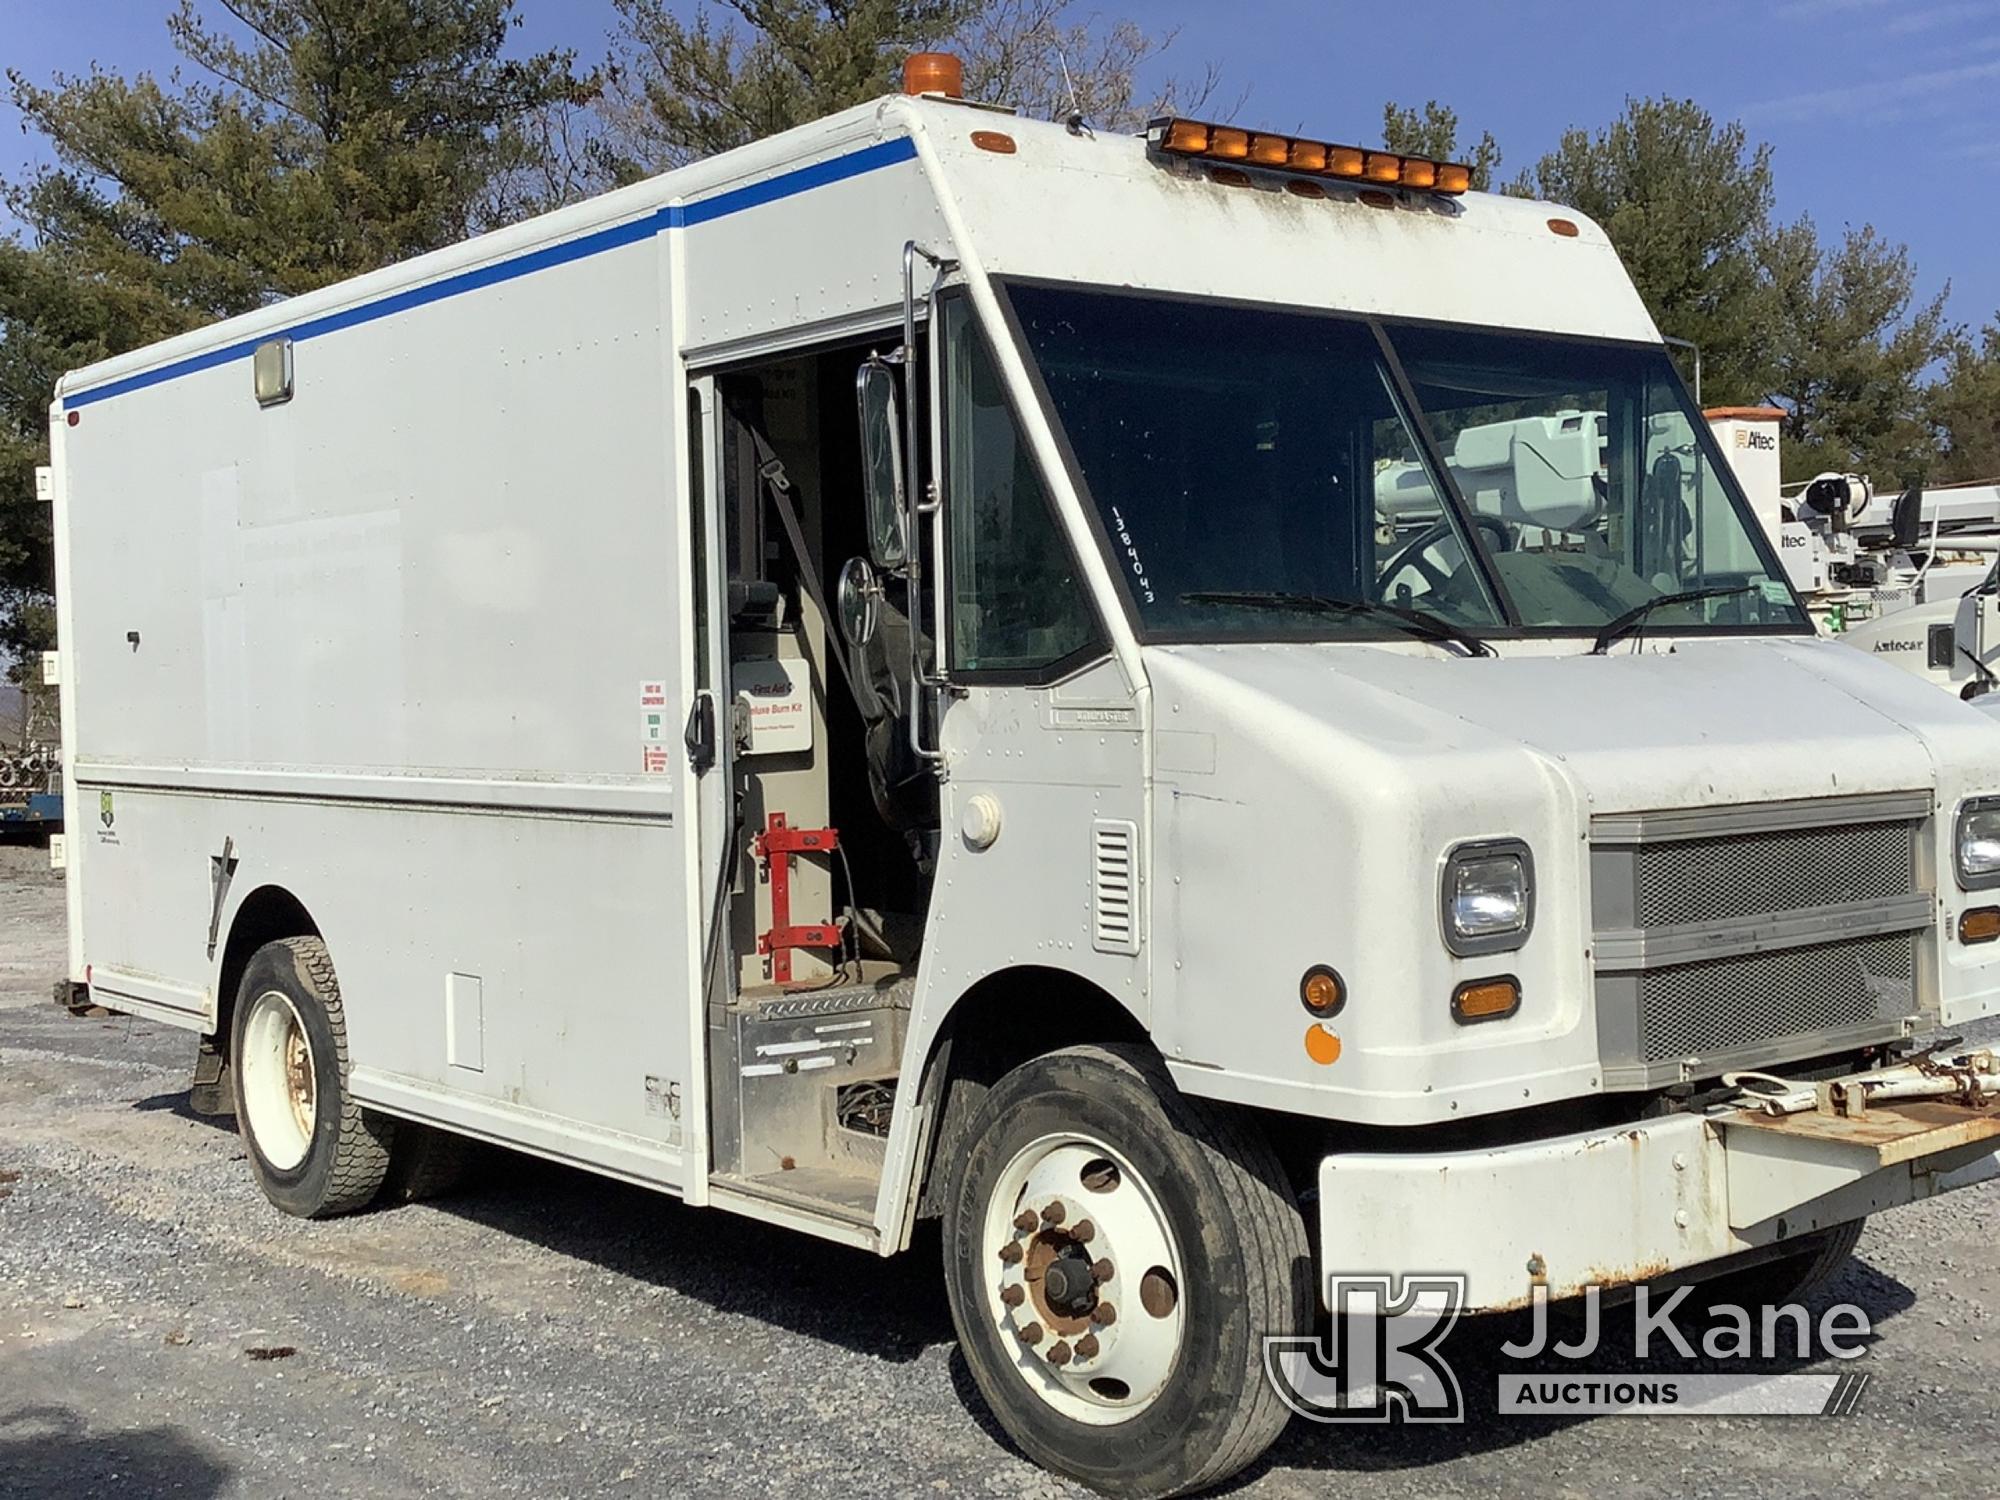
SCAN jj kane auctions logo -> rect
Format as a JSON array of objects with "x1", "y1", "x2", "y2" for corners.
[{"x1": 1265, "y1": 1275, "x2": 1873, "y2": 1421}]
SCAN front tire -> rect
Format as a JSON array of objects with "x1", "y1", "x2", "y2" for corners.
[
  {"x1": 230, "y1": 937, "x2": 393, "y2": 1217},
  {"x1": 942, "y1": 1043, "x2": 1310, "y2": 1498},
  {"x1": 1700, "y1": 1219, "x2": 1865, "y2": 1311}
]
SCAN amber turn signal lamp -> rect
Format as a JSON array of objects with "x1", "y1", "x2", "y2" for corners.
[
  {"x1": 1961, "y1": 907, "x2": 2000, "y2": 943},
  {"x1": 1451, "y1": 977, "x2": 1520, "y2": 1024},
  {"x1": 903, "y1": 52, "x2": 964, "y2": 97},
  {"x1": 1300, "y1": 965, "x2": 1346, "y2": 1017}
]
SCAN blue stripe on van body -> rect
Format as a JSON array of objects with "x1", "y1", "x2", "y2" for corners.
[{"x1": 66, "y1": 136, "x2": 920, "y2": 409}]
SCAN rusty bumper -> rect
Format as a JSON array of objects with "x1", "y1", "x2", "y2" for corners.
[{"x1": 1317, "y1": 1095, "x2": 2000, "y2": 1313}]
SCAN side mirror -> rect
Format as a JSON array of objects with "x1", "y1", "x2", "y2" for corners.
[
  {"x1": 856, "y1": 358, "x2": 908, "y2": 569},
  {"x1": 836, "y1": 556, "x2": 883, "y2": 650}
]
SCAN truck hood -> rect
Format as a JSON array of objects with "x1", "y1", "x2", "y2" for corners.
[{"x1": 1145, "y1": 635, "x2": 1995, "y2": 814}]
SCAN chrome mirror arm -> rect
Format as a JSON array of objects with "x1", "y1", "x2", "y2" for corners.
[{"x1": 900, "y1": 241, "x2": 956, "y2": 768}]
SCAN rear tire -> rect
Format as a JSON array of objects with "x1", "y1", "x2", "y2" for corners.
[
  {"x1": 229, "y1": 937, "x2": 393, "y2": 1217},
  {"x1": 942, "y1": 1043, "x2": 1310, "y2": 1498},
  {"x1": 381, "y1": 1122, "x2": 478, "y2": 1204}
]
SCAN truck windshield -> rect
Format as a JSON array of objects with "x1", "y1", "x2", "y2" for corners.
[{"x1": 1005, "y1": 283, "x2": 1808, "y2": 644}]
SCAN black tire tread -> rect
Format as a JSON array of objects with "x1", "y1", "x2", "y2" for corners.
[
  {"x1": 1093, "y1": 1046, "x2": 1305, "y2": 1494},
  {"x1": 1782, "y1": 1218, "x2": 1864, "y2": 1302},
  {"x1": 276, "y1": 935, "x2": 393, "y2": 1215},
  {"x1": 1698, "y1": 1217, "x2": 1865, "y2": 1313},
  {"x1": 382, "y1": 1123, "x2": 478, "y2": 1204}
]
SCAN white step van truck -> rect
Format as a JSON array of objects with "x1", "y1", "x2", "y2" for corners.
[{"x1": 45, "y1": 55, "x2": 2000, "y2": 1495}]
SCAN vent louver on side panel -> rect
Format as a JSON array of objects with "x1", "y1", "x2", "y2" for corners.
[{"x1": 1092, "y1": 819, "x2": 1140, "y2": 955}]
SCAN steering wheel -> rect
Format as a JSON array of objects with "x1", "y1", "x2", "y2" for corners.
[{"x1": 1379, "y1": 515, "x2": 1512, "y2": 601}]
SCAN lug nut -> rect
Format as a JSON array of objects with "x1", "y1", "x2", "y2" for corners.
[
  {"x1": 1047, "y1": 1341, "x2": 1073, "y2": 1366},
  {"x1": 1019, "y1": 1322, "x2": 1044, "y2": 1346},
  {"x1": 1092, "y1": 1301, "x2": 1117, "y2": 1327},
  {"x1": 998, "y1": 1242, "x2": 1023, "y2": 1265},
  {"x1": 1000, "y1": 1284, "x2": 1025, "y2": 1308},
  {"x1": 1091, "y1": 1257, "x2": 1115, "y2": 1283},
  {"x1": 1072, "y1": 1219, "x2": 1096, "y2": 1244},
  {"x1": 1013, "y1": 1209, "x2": 1039, "y2": 1232},
  {"x1": 1074, "y1": 1333, "x2": 1100, "y2": 1360},
  {"x1": 1041, "y1": 1201, "x2": 1067, "y2": 1226}
]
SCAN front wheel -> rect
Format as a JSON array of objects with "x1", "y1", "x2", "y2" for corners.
[
  {"x1": 1698, "y1": 1219, "x2": 1865, "y2": 1312},
  {"x1": 942, "y1": 1043, "x2": 1311, "y2": 1498},
  {"x1": 230, "y1": 936, "x2": 393, "y2": 1217}
]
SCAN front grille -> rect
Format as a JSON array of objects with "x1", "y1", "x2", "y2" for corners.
[
  {"x1": 1633, "y1": 820, "x2": 1917, "y2": 928},
  {"x1": 1636, "y1": 932, "x2": 1916, "y2": 1061},
  {"x1": 1591, "y1": 793, "x2": 1931, "y2": 1088}
]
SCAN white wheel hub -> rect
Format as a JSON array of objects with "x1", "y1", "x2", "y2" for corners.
[
  {"x1": 240, "y1": 988, "x2": 316, "y2": 1171},
  {"x1": 981, "y1": 1134, "x2": 1187, "y2": 1425}
]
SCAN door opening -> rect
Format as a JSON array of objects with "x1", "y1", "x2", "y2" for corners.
[{"x1": 699, "y1": 333, "x2": 939, "y2": 1221}]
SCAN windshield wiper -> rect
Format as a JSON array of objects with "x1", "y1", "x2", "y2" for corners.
[
  {"x1": 1180, "y1": 591, "x2": 1497, "y2": 657},
  {"x1": 1589, "y1": 585, "x2": 1751, "y2": 656}
]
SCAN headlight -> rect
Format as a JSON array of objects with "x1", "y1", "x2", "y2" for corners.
[
  {"x1": 1956, "y1": 798, "x2": 2000, "y2": 889},
  {"x1": 1441, "y1": 840, "x2": 1534, "y2": 956}
]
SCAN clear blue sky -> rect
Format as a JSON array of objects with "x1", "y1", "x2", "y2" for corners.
[{"x1": 2, "y1": 0, "x2": 1996, "y2": 331}]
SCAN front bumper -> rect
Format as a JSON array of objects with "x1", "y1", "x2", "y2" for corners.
[{"x1": 1318, "y1": 1092, "x2": 2000, "y2": 1312}]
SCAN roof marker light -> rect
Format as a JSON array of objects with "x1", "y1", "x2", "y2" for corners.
[
  {"x1": 1208, "y1": 126, "x2": 1251, "y2": 160},
  {"x1": 1148, "y1": 117, "x2": 1472, "y2": 196},
  {"x1": 1362, "y1": 151, "x2": 1402, "y2": 184},
  {"x1": 1249, "y1": 134, "x2": 1290, "y2": 166}
]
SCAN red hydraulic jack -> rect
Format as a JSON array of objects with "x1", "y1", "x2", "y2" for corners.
[{"x1": 753, "y1": 812, "x2": 844, "y2": 986}]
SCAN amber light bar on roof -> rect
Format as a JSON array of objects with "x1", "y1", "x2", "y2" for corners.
[{"x1": 1147, "y1": 117, "x2": 1472, "y2": 196}]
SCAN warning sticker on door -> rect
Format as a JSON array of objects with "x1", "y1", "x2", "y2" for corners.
[{"x1": 640, "y1": 680, "x2": 672, "y2": 774}]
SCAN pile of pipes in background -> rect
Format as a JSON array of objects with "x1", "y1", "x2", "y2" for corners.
[{"x1": 0, "y1": 745, "x2": 58, "y2": 793}]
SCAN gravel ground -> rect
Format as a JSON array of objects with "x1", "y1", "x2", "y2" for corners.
[{"x1": 3, "y1": 836, "x2": 1999, "y2": 1498}]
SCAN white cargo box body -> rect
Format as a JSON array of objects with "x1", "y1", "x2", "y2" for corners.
[{"x1": 51, "y1": 115, "x2": 946, "y2": 1190}]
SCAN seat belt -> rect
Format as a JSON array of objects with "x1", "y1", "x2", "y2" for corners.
[{"x1": 745, "y1": 426, "x2": 885, "y2": 721}]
